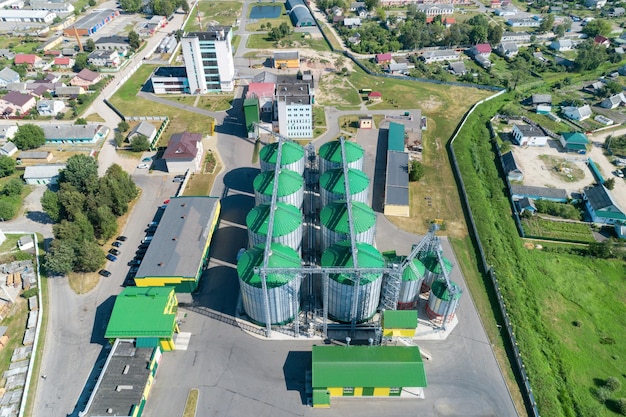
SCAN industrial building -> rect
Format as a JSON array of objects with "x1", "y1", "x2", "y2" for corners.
[
  {"x1": 79, "y1": 339, "x2": 161, "y2": 417},
  {"x1": 384, "y1": 122, "x2": 410, "y2": 217},
  {"x1": 40, "y1": 123, "x2": 108, "y2": 144},
  {"x1": 0, "y1": 9, "x2": 56, "y2": 23},
  {"x1": 105, "y1": 287, "x2": 179, "y2": 350},
  {"x1": 181, "y1": 28, "x2": 235, "y2": 93},
  {"x1": 63, "y1": 9, "x2": 119, "y2": 36},
  {"x1": 133, "y1": 196, "x2": 220, "y2": 292},
  {"x1": 311, "y1": 345, "x2": 427, "y2": 407},
  {"x1": 150, "y1": 66, "x2": 189, "y2": 94},
  {"x1": 286, "y1": 0, "x2": 315, "y2": 26}
]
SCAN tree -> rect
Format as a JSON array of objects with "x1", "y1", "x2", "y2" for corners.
[
  {"x1": 84, "y1": 38, "x2": 96, "y2": 52},
  {"x1": 554, "y1": 24, "x2": 566, "y2": 37},
  {"x1": 88, "y1": 0, "x2": 96, "y2": 5},
  {"x1": 41, "y1": 189, "x2": 62, "y2": 222},
  {"x1": 539, "y1": 13, "x2": 554, "y2": 33},
  {"x1": 12, "y1": 124, "x2": 46, "y2": 150},
  {"x1": 75, "y1": 118, "x2": 87, "y2": 125},
  {"x1": 376, "y1": 7, "x2": 386, "y2": 22},
  {"x1": 114, "y1": 131, "x2": 125, "y2": 147},
  {"x1": 409, "y1": 160, "x2": 424, "y2": 181},
  {"x1": 616, "y1": 398, "x2": 626, "y2": 416},
  {"x1": 469, "y1": 25, "x2": 488, "y2": 44},
  {"x1": 118, "y1": 121, "x2": 130, "y2": 132},
  {"x1": 576, "y1": 41, "x2": 608, "y2": 71},
  {"x1": 128, "y1": 31, "x2": 141, "y2": 49},
  {"x1": 603, "y1": 80, "x2": 623, "y2": 96},
  {"x1": 57, "y1": 185, "x2": 87, "y2": 220},
  {"x1": 582, "y1": 19, "x2": 612, "y2": 37},
  {"x1": 93, "y1": 205, "x2": 118, "y2": 240},
  {"x1": 605, "y1": 377, "x2": 622, "y2": 392},
  {"x1": 73, "y1": 53, "x2": 89, "y2": 72},
  {"x1": 605, "y1": 177, "x2": 616, "y2": 190},
  {"x1": 131, "y1": 135, "x2": 151, "y2": 152},
  {"x1": 364, "y1": 0, "x2": 378, "y2": 10},
  {"x1": 487, "y1": 24, "x2": 503, "y2": 45},
  {"x1": 59, "y1": 154, "x2": 99, "y2": 194},
  {"x1": 0, "y1": 155, "x2": 16, "y2": 177},
  {"x1": 44, "y1": 240, "x2": 76, "y2": 274},
  {"x1": 588, "y1": 240, "x2": 613, "y2": 258},
  {"x1": 74, "y1": 240, "x2": 105, "y2": 272},
  {"x1": 119, "y1": 0, "x2": 142, "y2": 13},
  {"x1": 150, "y1": 0, "x2": 176, "y2": 17},
  {"x1": 3, "y1": 179, "x2": 23, "y2": 197}
]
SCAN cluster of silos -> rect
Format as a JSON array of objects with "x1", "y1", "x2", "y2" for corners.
[
  {"x1": 419, "y1": 251, "x2": 453, "y2": 293},
  {"x1": 237, "y1": 243, "x2": 302, "y2": 325},
  {"x1": 426, "y1": 279, "x2": 462, "y2": 323},
  {"x1": 319, "y1": 168, "x2": 370, "y2": 207},
  {"x1": 321, "y1": 240, "x2": 384, "y2": 322},
  {"x1": 396, "y1": 256, "x2": 426, "y2": 310},
  {"x1": 239, "y1": 141, "x2": 306, "y2": 325},
  {"x1": 319, "y1": 140, "x2": 364, "y2": 174},
  {"x1": 319, "y1": 200, "x2": 376, "y2": 252}
]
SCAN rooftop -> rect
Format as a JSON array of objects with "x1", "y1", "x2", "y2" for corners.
[
  {"x1": 162, "y1": 131, "x2": 201, "y2": 160},
  {"x1": 584, "y1": 184, "x2": 624, "y2": 214},
  {"x1": 185, "y1": 27, "x2": 231, "y2": 41},
  {"x1": 72, "y1": 9, "x2": 117, "y2": 30},
  {"x1": 383, "y1": 309, "x2": 418, "y2": 329},
  {"x1": 41, "y1": 124, "x2": 101, "y2": 140},
  {"x1": 511, "y1": 185, "x2": 568, "y2": 200},
  {"x1": 153, "y1": 66, "x2": 187, "y2": 78},
  {"x1": 135, "y1": 196, "x2": 220, "y2": 279},
  {"x1": 274, "y1": 51, "x2": 299, "y2": 60},
  {"x1": 23, "y1": 164, "x2": 65, "y2": 179},
  {"x1": 515, "y1": 124, "x2": 544, "y2": 136},
  {"x1": 385, "y1": 151, "x2": 409, "y2": 206},
  {"x1": 388, "y1": 122, "x2": 405, "y2": 152}
]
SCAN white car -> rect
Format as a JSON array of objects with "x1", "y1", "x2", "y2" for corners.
[
  {"x1": 137, "y1": 163, "x2": 150, "y2": 169},
  {"x1": 616, "y1": 170, "x2": 624, "y2": 178}
]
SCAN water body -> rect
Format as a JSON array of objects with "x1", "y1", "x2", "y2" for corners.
[{"x1": 249, "y1": 5, "x2": 282, "y2": 19}]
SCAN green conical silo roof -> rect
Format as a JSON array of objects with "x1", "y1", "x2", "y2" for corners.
[
  {"x1": 246, "y1": 202, "x2": 301, "y2": 237},
  {"x1": 422, "y1": 251, "x2": 452, "y2": 274},
  {"x1": 319, "y1": 140, "x2": 364, "y2": 164},
  {"x1": 237, "y1": 243, "x2": 301, "y2": 288},
  {"x1": 321, "y1": 240, "x2": 384, "y2": 285},
  {"x1": 401, "y1": 257, "x2": 426, "y2": 282},
  {"x1": 431, "y1": 279, "x2": 462, "y2": 301},
  {"x1": 319, "y1": 168, "x2": 369, "y2": 195},
  {"x1": 260, "y1": 141, "x2": 304, "y2": 165},
  {"x1": 253, "y1": 169, "x2": 303, "y2": 197},
  {"x1": 320, "y1": 200, "x2": 375, "y2": 234}
]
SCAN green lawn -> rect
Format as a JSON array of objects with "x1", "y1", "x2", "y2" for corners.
[
  {"x1": 247, "y1": 33, "x2": 331, "y2": 52},
  {"x1": 185, "y1": 1, "x2": 242, "y2": 31},
  {"x1": 161, "y1": 95, "x2": 197, "y2": 107},
  {"x1": 232, "y1": 34, "x2": 241, "y2": 54},
  {"x1": 522, "y1": 217, "x2": 596, "y2": 243},
  {"x1": 197, "y1": 95, "x2": 233, "y2": 111},
  {"x1": 453, "y1": 92, "x2": 626, "y2": 417}
]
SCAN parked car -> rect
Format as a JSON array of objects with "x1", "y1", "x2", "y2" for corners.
[
  {"x1": 137, "y1": 163, "x2": 150, "y2": 169},
  {"x1": 142, "y1": 236, "x2": 153, "y2": 244},
  {"x1": 98, "y1": 269, "x2": 112, "y2": 277},
  {"x1": 129, "y1": 259, "x2": 141, "y2": 266},
  {"x1": 116, "y1": 235, "x2": 128, "y2": 241},
  {"x1": 112, "y1": 241, "x2": 122, "y2": 248},
  {"x1": 173, "y1": 175, "x2": 185, "y2": 183},
  {"x1": 108, "y1": 248, "x2": 120, "y2": 256},
  {"x1": 615, "y1": 170, "x2": 624, "y2": 178},
  {"x1": 106, "y1": 254, "x2": 117, "y2": 262},
  {"x1": 141, "y1": 157, "x2": 152, "y2": 163}
]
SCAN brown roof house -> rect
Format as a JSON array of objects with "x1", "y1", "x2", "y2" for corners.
[
  {"x1": 163, "y1": 132, "x2": 204, "y2": 174},
  {"x1": 0, "y1": 91, "x2": 37, "y2": 117},
  {"x1": 70, "y1": 69, "x2": 102, "y2": 87}
]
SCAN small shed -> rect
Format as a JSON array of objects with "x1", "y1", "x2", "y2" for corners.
[
  {"x1": 0, "y1": 142, "x2": 17, "y2": 157},
  {"x1": 368, "y1": 91, "x2": 382, "y2": 101},
  {"x1": 560, "y1": 132, "x2": 590, "y2": 153},
  {"x1": 382, "y1": 309, "x2": 418, "y2": 338},
  {"x1": 359, "y1": 116, "x2": 373, "y2": 129},
  {"x1": 23, "y1": 164, "x2": 65, "y2": 185},
  {"x1": 517, "y1": 197, "x2": 537, "y2": 214},
  {"x1": 17, "y1": 235, "x2": 34, "y2": 251}
]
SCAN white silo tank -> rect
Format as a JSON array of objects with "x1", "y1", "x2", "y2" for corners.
[
  {"x1": 246, "y1": 202, "x2": 302, "y2": 252},
  {"x1": 260, "y1": 141, "x2": 305, "y2": 175},
  {"x1": 320, "y1": 200, "x2": 376, "y2": 252},
  {"x1": 319, "y1": 168, "x2": 369, "y2": 207},
  {"x1": 419, "y1": 251, "x2": 453, "y2": 293},
  {"x1": 253, "y1": 169, "x2": 304, "y2": 208},
  {"x1": 319, "y1": 140, "x2": 364, "y2": 175},
  {"x1": 397, "y1": 257, "x2": 426, "y2": 309},
  {"x1": 426, "y1": 279, "x2": 462, "y2": 323}
]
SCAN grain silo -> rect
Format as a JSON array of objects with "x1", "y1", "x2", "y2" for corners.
[
  {"x1": 253, "y1": 169, "x2": 304, "y2": 208},
  {"x1": 320, "y1": 200, "x2": 376, "y2": 252},
  {"x1": 259, "y1": 141, "x2": 305, "y2": 175},
  {"x1": 397, "y1": 257, "x2": 426, "y2": 310},
  {"x1": 319, "y1": 168, "x2": 369, "y2": 207},
  {"x1": 321, "y1": 240, "x2": 384, "y2": 323},
  {"x1": 237, "y1": 243, "x2": 302, "y2": 325},
  {"x1": 419, "y1": 251, "x2": 452, "y2": 293},
  {"x1": 426, "y1": 279, "x2": 462, "y2": 322},
  {"x1": 319, "y1": 140, "x2": 364, "y2": 175},
  {"x1": 246, "y1": 202, "x2": 303, "y2": 252}
]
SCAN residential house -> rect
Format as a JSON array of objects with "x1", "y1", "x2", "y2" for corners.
[
  {"x1": 0, "y1": 67, "x2": 20, "y2": 87},
  {"x1": 550, "y1": 39, "x2": 573, "y2": 51},
  {"x1": 562, "y1": 105, "x2": 592, "y2": 121},
  {"x1": 355, "y1": 5, "x2": 368, "y2": 17},
  {"x1": 0, "y1": 49, "x2": 16, "y2": 60},
  {"x1": 501, "y1": 31, "x2": 531, "y2": 43},
  {"x1": 127, "y1": 121, "x2": 157, "y2": 145},
  {"x1": 343, "y1": 17, "x2": 361, "y2": 27},
  {"x1": 376, "y1": 53, "x2": 393, "y2": 64},
  {"x1": 530, "y1": 94, "x2": 552, "y2": 106},
  {"x1": 328, "y1": 5, "x2": 342, "y2": 16},
  {"x1": 44, "y1": 50, "x2": 62, "y2": 58},
  {"x1": 511, "y1": 184, "x2": 568, "y2": 202},
  {"x1": 273, "y1": 51, "x2": 300, "y2": 69},
  {"x1": 501, "y1": 151, "x2": 523, "y2": 181},
  {"x1": 332, "y1": 15, "x2": 344, "y2": 24},
  {"x1": 425, "y1": 16, "x2": 456, "y2": 26},
  {"x1": 516, "y1": 197, "x2": 537, "y2": 214},
  {"x1": 533, "y1": 51, "x2": 547, "y2": 62},
  {"x1": 0, "y1": 142, "x2": 17, "y2": 157},
  {"x1": 469, "y1": 43, "x2": 492, "y2": 58},
  {"x1": 448, "y1": 61, "x2": 467, "y2": 76},
  {"x1": 560, "y1": 132, "x2": 590, "y2": 152},
  {"x1": 23, "y1": 164, "x2": 65, "y2": 185},
  {"x1": 17, "y1": 151, "x2": 53, "y2": 162},
  {"x1": 474, "y1": 54, "x2": 492, "y2": 68},
  {"x1": 506, "y1": 18, "x2": 540, "y2": 27},
  {"x1": 368, "y1": 91, "x2": 382, "y2": 101},
  {"x1": 62, "y1": 48, "x2": 77, "y2": 57},
  {"x1": 13, "y1": 54, "x2": 42, "y2": 68},
  {"x1": 55, "y1": 86, "x2": 85, "y2": 97},
  {"x1": 70, "y1": 69, "x2": 103, "y2": 87},
  {"x1": 37, "y1": 100, "x2": 65, "y2": 116},
  {"x1": 88, "y1": 50, "x2": 121, "y2": 67},
  {"x1": 386, "y1": 62, "x2": 409, "y2": 75},
  {"x1": 53, "y1": 57, "x2": 74, "y2": 69},
  {"x1": 349, "y1": 1, "x2": 365, "y2": 11},
  {"x1": 583, "y1": 81, "x2": 604, "y2": 95},
  {"x1": 494, "y1": 7, "x2": 517, "y2": 16},
  {"x1": 422, "y1": 49, "x2": 459, "y2": 63},
  {"x1": 608, "y1": 7, "x2": 625, "y2": 17},
  {"x1": 163, "y1": 131, "x2": 204, "y2": 174},
  {"x1": 41, "y1": 124, "x2": 107, "y2": 143},
  {"x1": 537, "y1": 105, "x2": 552, "y2": 115},
  {"x1": 347, "y1": 33, "x2": 361, "y2": 45},
  {"x1": 95, "y1": 35, "x2": 131, "y2": 53},
  {"x1": 512, "y1": 124, "x2": 549, "y2": 146},
  {"x1": 600, "y1": 93, "x2": 626, "y2": 109},
  {"x1": 619, "y1": 64, "x2": 626, "y2": 76},
  {"x1": 583, "y1": 184, "x2": 626, "y2": 224},
  {"x1": 594, "y1": 35, "x2": 610, "y2": 47},
  {"x1": 585, "y1": 0, "x2": 607, "y2": 9},
  {"x1": 490, "y1": 0, "x2": 501, "y2": 8},
  {"x1": 0, "y1": 91, "x2": 36, "y2": 117},
  {"x1": 0, "y1": 125, "x2": 18, "y2": 142},
  {"x1": 496, "y1": 42, "x2": 519, "y2": 58},
  {"x1": 417, "y1": 5, "x2": 454, "y2": 15}
]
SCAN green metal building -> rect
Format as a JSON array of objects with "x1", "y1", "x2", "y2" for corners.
[
  {"x1": 388, "y1": 122, "x2": 405, "y2": 152},
  {"x1": 312, "y1": 345, "x2": 427, "y2": 407},
  {"x1": 244, "y1": 98, "x2": 260, "y2": 138}
]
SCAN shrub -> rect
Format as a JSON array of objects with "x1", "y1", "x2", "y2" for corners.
[
  {"x1": 596, "y1": 387, "x2": 611, "y2": 404},
  {"x1": 606, "y1": 377, "x2": 622, "y2": 392},
  {"x1": 617, "y1": 398, "x2": 626, "y2": 416},
  {"x1": 409, "y1": 160, "x2": 424, "y2": 181},
  {"x1": 21, "y1": 288, "x2": 38, "y2": 299}
]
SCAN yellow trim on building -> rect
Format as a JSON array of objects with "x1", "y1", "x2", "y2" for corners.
[
  {"x1": 274, "y1": 59, "x2": 299, "y2": 69},
  {"x1": 373, "y1": 387, "x2": 390, "y2": 396},
  {"x1": 383, "y1": 328, "x2": 416, "y2": 338},
  {"x1": 328, "y1": 387, "x2": 343, "y2": 396},
  {"x1": 160, "y1": 338, "x2": 175, "y2": 351},
  {"x1": 354, "y1": 387, "x2": 363, "y2": 396},
  {"x1": 384, "y1": 204, "x2": 410, "y2": 217},
  {"x1": 313, "y1": 403, "x2": 331, "y2": 408}
]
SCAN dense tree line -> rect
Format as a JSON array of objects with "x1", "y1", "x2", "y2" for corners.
[
  {"x1": 119, "y1": 0, "x2": 188, "y2": 15},
  {"x1": 42, "y1": 155, "x2": 138, "y2": 274}
]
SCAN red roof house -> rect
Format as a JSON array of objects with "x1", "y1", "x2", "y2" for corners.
[
  {"x1": 376, "y1": 53, "x2": 393, "y2": 64},
  {"x1": 470, "y1": 43, "x2": 492, "y2": 57},
  {"x1": 14, "y1": 54, "x2": 42, "y2": 67},
  {"x1": 54, "y1": 57, "x2": 74, "y2": 68},
  {"x1": 368, "y1": 91, "x2": 383, "y2": 101},
  {"x1": 70, "y1": 69, "x2": 102, "y2": 87},
  {"x1": 0, "y1": 91, "x2": 36, "y2": 116},
  {"x1": 163, "y1": 132, "x2": 204, "y2": 174},
  {"x1": 594, "y1": 35, "x2": 610, "y2": 47},
  {"x1": 426, "y1": 17, "x2": 456, "y2": 26}
]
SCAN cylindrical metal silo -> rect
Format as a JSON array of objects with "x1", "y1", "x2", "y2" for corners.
[
  {"x1": 253, "y1": 169, "x2": 304, "y2": 208},
  {"x1": 426, "y1": 279, "x2": 462, "y2": 323},
  {"x1": 237, "y1": 243, "x2": 302, "y2": 325},
  {"x1": 419, "y1": 251, "x2": 452, "y2": 293},
  {"x1": 397, "y1": 256, "x2": 426, "y2": 310},
  {"x1": 321, "y1": 240, "x2": 384, "y2": 323},
  {"x1": 319, "y1": 168, "x2": 369, "y2": 207},
  {"x1": 259, "y1": 141, "x2": 305, "y2": 175},
  {"x1": 320, "y1": 200, "x2": 376, "y2": 252},
  {"x1": 246, "y1": 202, "x2": 302, "y2": 252},
  {"x1": 319, "y1": 140, "x2": 364, "y2": 175}
]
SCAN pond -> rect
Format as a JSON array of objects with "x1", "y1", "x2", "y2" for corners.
[{"x1": 249, "y1": 5, "x2": 282, "y2": 19}]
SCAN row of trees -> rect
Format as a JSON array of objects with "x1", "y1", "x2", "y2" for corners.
[
  {"x1": 119, "y1": 0, "x2": 188, "y2": 16},
  {"x1": 42, "y1": 155, "x2": 138, "y2": 274}
]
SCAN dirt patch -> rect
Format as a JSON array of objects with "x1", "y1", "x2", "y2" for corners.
[
  {"x1": 523, "y1": 242, "x2": 535, "y2": 249},
  {"x1": 420, "y1": 96, "x2": 443, "y2": 112}
]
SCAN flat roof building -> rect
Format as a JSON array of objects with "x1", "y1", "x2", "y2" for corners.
[
  {"x1": 182, "y1": 28, "x2": 235, "y2": 93},
  {"x1": 41, "y1": 123, "x2": 107, "y2": 143},
  {"x1": 384, "y1": 151, "x2": 410, "y2": 217},
  {"x1": 134, "y1": 196, "x2": 220, "y2": 292},
  {"x1": 63, "y1": 9, "x2": 119, "y2": 36},
  {"x1": 151, "y1": 66, "x2": 189, "y2": 94}
]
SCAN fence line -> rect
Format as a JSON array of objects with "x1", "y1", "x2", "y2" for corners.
[{"x1": 447, "y1": 90, "x2": 541, "y2": 417}]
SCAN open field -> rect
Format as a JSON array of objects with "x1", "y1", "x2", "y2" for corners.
[
  {"x1": 108, "y1": 65, "x2": 214, "y2": 142},
  {"x1": 317, "y1": 73, "x2": 362, "y2": 109},
  {"x1": 522, "y1": 217, "x2": 595, "y2": 243},
  {"x1": 453, "y1": 93, "x2": 626, "y2": 417},
  {"x1": 185, "y1": 1, "x2": 242, "y2": 31},
  {"x1": 247, "y1": 32, "x2": 330, "y2": 52},
  {"x1": 196, "y1": 95, "x2": 232, "y2": 111},
  {"x1": 183, "y1": 161, "x2": 222, "y2": 196}
]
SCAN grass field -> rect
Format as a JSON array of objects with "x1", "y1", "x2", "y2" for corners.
[
  {"x1": 317, "y1": 73, "x2": 362, "y2": 109},
  {"x1": 185, "y1": 1, "x2": 242, "y2": 31},
  {"x1": 522, "y1": 217, "x2": 596, "y2": 243},
  {"x1": 197, "y1": 95, "x2": 233, "y2": 111},
  {"x1": 108, "y1": 65, "x2": 214, "y2": 141},
  {"x1": 247, "y1": 33, "x2": 331, "y2": 52},
  {"x1": 183, "y1": 161, "x2": 222, "y2": 196},
  {"x1": 453, "y1": 92, "x2": 626, "y2": 417}
]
